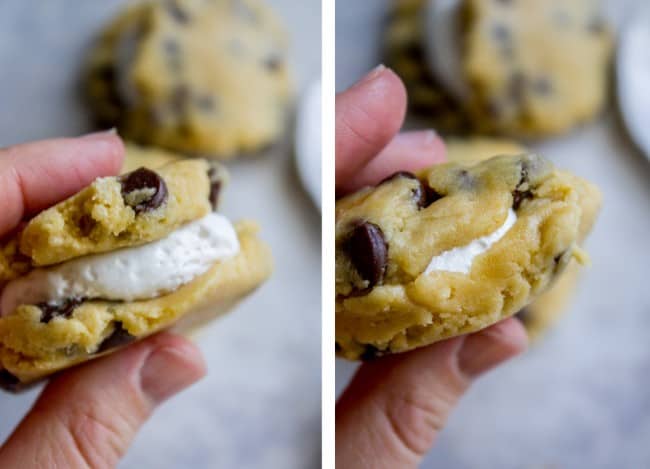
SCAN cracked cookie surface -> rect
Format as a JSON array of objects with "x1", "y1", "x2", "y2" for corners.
[
  {"x1": 335, "y1": 154, "x2": 600, "y2": 359},
  {"x1": 86, "y1": 0, "x2": 292, "y2": 158}
]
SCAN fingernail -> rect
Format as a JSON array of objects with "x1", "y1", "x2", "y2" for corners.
[
  {"x1": 140, "y1": 345, "x2": 205, "y2": 404},
  {"x1": 357, "y1": 64, "x2": 387, "y2": 86},
  {"x1": 79, "y1": 128, "x2": 118, "y2": 141},
  {"x1": 457, "y1": 319, "x2": 528, "y2": 378},
  {"x1": 396, "y1": 130, "x2": 439, "y2": 147}
]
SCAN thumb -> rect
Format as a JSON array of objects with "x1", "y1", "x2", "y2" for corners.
[
  {"x1": 0, "y1": 332, "x2": 205, "y2": 468},
  {"x1": 336, "y1": 318, "x2": 527, "y2": 468}
]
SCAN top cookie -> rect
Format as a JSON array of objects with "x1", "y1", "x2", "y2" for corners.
[
  {"x1": 462, "y1": 0, "x2": 612, "y2": 136},
  {"x1": 335, "y1": 154, "x2": 601, "y2": 359},
  {"x1": 86, "y1": 0, "x2": 292, "y2": 158},
  {"x1": 1, "y1": 158, "x2": 226, "y2": 271}
]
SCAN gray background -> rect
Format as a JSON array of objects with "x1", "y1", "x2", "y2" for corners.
[
  {"x1": 336, "y1": 1, "x2": 650, "y2": 468},
  {"x1": 0, "y1": 1, "x2": 321, "y2": 468}
]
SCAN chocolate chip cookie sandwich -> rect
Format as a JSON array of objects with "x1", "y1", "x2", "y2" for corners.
[
  {"x1": 335, "y1": 154, "x2": 601, "y2": 360},
  {"x1": 86, "y1": 0, "x2": 292, "y2": 159},
  {"x1": 0, "y1": 159, "x2": 272, "y2": 390},
  {"x1": 386, "y1": 0, "x2": 613, "y2": 137}
]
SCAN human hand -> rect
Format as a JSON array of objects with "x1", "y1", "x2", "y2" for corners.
[
  {"x1": 335, "y1": 66, "x2": 529, "y2": 468},
  {"x1": 0, "y1": 132, "x2": 206, "y2": 468}
]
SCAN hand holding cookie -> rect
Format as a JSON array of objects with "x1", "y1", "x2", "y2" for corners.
[{"x1": 0, "y1": 132, "x2": 206, "y2": 467}]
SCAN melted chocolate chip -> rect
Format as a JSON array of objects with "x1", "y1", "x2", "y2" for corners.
[
  {"x1": 96, "y1": 323, "x2": 136, "y2": 354},
  {"x1": 38, "y1": 297, "x2": 85, "y2": 324},
  {"x1": 512, "y1": 190, "x2": 532, "y2": 210},
  {"x1": 0, "y1": 370, "x2": 21, "y2": 392},
  {"x1": 360, "y1": 344, "x2": 381, "y2": 361},
  {"x1": 166, "y1": 0, "x2": 190, "y2": 24},
  {"x1": 417, "y1": 184, "x2": 443, "y2": 209},
  {"x1": 120, "y1": 168, "x2": 168, "y2": 214},
  {"x1": 512, "y1": 162, "x2": 533, "y2": 210},
  {"x1": 207, "y1": 166, "x2": 222, "y2": 210},
  {"x1": 78, "y1": 214, "x2": 95, "y2": 236},
  {"x1": 379, "y1": 172, "x2": 442, "y2": 209},
  {"x1": 346, "y1": 222, "x2": 388, "y2": 288}
]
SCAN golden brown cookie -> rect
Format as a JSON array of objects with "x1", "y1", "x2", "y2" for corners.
[
  {"x1": 336, "y1": 154, "x2": 600, "y2": 359},
  {"x1": 86, "y1": 0, "x2": 292, "y2": 158}
]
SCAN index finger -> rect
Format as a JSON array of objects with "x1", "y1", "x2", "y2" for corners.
[
  {"x1": 0, "y1": 132, "x2": 124, "y2": 236},
  {"x1": 336, "y1": 66, "x2": 407, "y2": 186}
]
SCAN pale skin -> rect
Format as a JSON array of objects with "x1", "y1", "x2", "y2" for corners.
[
  {"x1": 0, "y1": 132, "x2": 206, "y2": 468},
  {"x1": 335, "y1": 66, "x2": 529, "y2": 468}
]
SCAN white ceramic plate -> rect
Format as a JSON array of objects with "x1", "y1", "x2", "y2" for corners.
[
  {"x1": 617, "y1": 6, "x2": 650, "y2": 160},
  {"x1": 295, "y1": 80, "x2": 322, "y2": 210}
]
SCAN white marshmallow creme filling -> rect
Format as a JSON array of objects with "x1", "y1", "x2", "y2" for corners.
[
  {"x1": 1, "y1": 213, "x2": 239, "y2": 317},
  {"x1": 425, "y1": 209, "x2": 517, "y2": 275}
]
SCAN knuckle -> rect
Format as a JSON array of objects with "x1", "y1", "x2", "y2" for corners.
[{"x1": 382, "y1": 388, "x2": 457, "y2": 458}]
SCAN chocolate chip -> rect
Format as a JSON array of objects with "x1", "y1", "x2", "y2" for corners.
[
  {"x1": 532, "y1": 77, "x2": 553, "y2": 96},
  {"x1": 165, "y1": 0, "x2": 190, "y2": 24},
  {"x1": 0, "y1": 370, "x2": 21, "y2": 392},
  {"x1": 512, "y1": 190, "x2": 532, "y2": 210},
  {"x1": 335, "y1": 342, "x2": 342, "y2": 353},
  {"x1": 263, "y1": 55, "x2": 283, "y2": 72},
  {"x1": 553, "y1": 250, "x2": 569, "y2": 274},
  {"x1": 492, "y1": 23, "x2": 512, "y2": 45},
  {"x1": 587, "y1": 18, "x2": 606, "y2": 35},
  {"x1": 195, "y1": 94, "x2": 217, "y2": 112},
  {"x1": 207, "y1": 166, "x2": 222, "y2": 210},
  {"x1": 170, "y1": 85, "x2": 191, "y2": 114},
  {"x1": 487, "y1": 100, "x2": 505, "y2": 118},
  {"x1": 38, "y1": 297, "x2": 85, "y2": 324},
  {"x1": 508, "y1": 72, "x2": 527, "y2": 104},
  {"x1": 78, "y1": 214, "x2": 95, "y2": 236},
  {"x1": 360, "y1": 344, "x2": 381, "y2": 361},
  {"x1": 346, "y1": 222, "x2": 388, "y2": 288},
  {"x1": 379, "y1": 172, "x2": 442, "y2": 209},
  {"x1": 163, "y1": 38, "x2": 181, "y2": 56},
  {"x1": 120, "y1": 168, "x2": 168, "y2": 214},
  {"x1": 416, "y1": 184, "x2": 442, "y2": 209},
  {"x1": 96, "y1": 323, "x2": 136, "y2": 354},
  {"x1": 512, "y1": 162, "x2": 533, "y2": 210}
]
